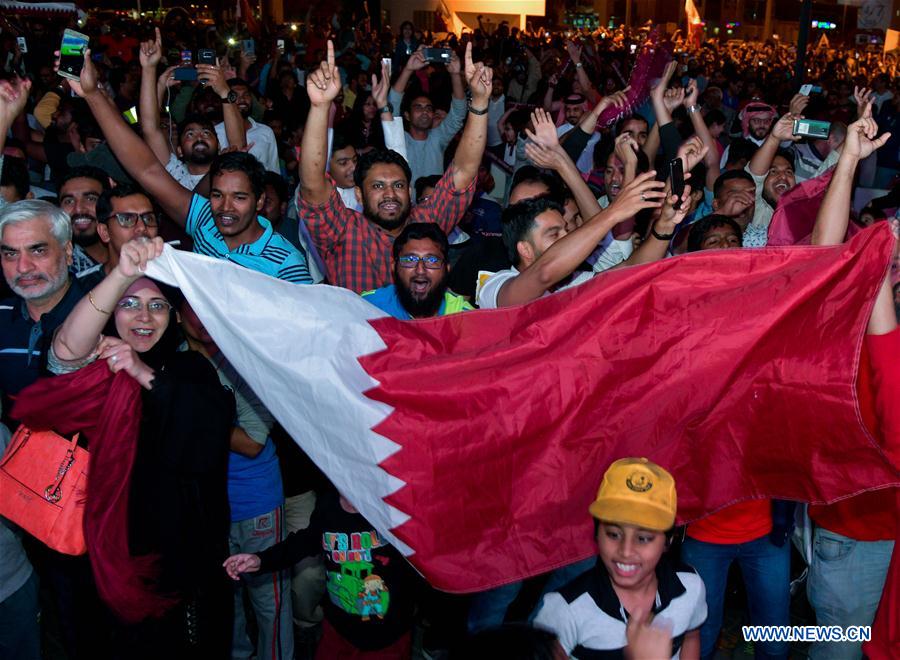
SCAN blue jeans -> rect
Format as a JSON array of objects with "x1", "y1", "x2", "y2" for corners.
[
  {"x1": 467, "y1": 557, "x2": 596, "y2": 634},
  {"x1": 681, "y1": 534, "x2": 790, "y2": 660},
  {"x1": 806, "y1": 528, "x2": 893, "y2": 660},
  {"x1": 0, "y1": 571, "x2": 40, "y2": 660}
]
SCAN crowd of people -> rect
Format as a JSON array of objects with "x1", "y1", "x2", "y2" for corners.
[{"x1": 0, "y1": 7, "x2": 898, "y2": 660}]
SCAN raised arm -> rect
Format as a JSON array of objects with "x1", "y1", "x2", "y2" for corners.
[
  {"x1": 197, "y1": 61, "x2": 246, "y2": 149},
  {"x1": 567, "y1": 42, "x2": 595, "y2": 99},
  {"x1": 390, "y1": 46, "x2": 427, "y2": 98},
  {"x1": 449, "y1": 43, "x2": 490, "y2": 191},
  {"x1": 497, "y1": 171, "x2": 666, "y2": 306},
  {"x1": 70, "y1": 51, "x2": 193, "y2": 225},
  {"x1": 300, "y1": 40, "x2": 342, "y2": 205},
  {"x1": 0, "y1": 76, "x2": 31, "y2": 157},
  {"x1": 525, "y1": 108, "x2": 601, "y2": 220},
  {"x1": 683, "y1": 79, "x2": 720, "y2": 189},
  {"x1": 53, "y1": 238, "x2": 164, "y2": 389},
  {"x1": 748, "y1": 113, "x2": 799, "y2": 177},
  {"x1": 812, "y1": 101, "x2": 890, "y2": 246},
  {"x1": 139, "y1": 28, "x2": 172, "y2": 164}
]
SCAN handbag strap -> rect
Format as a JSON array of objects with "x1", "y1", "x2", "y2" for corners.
[{"x1": 43, "y1": 433, "x2": 81, "y2": 503}]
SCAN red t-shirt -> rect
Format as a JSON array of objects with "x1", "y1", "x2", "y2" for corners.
[
  {"x1": 809, "y1": 328, "x2": 900, "y2": 541},
  {"x1": 687, "y1": 499, "x2": 772, "y2": 545}
]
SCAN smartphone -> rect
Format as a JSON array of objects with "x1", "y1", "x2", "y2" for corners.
[
  {"x1": 799, "y1": 84, "x2": 822, "y2": 96},
  {"x1": 59, "y1": 28, "x2": 89, "y2": 81},
  {"x1": 123, "y1": 106, "x2": 138, "y2": 125},
  {"x1": 241, "y1": 39, "x2": 255, "y2": 55},
  {"x1": 198, "y1": 48, "x2": 216, "y2": 65},
  {"x1": 16, "y1": 36, "x2": 27, "y2": 54},
  {"x1": 381, "y1": 56, "x2": 391, "y2": 80},
  {"x1": 173, "y1": 66, "x2": 198, "y2": 81},
  {"x1": 668, "y1": 158, "x2": 685, "y2": 211},
  {"x1": 180, "y1": 50, "x2": 192, "y2": 64},
  {"x1": 792, "y1": 118, "x2": 831, "y2": 139},
  {"x1": 277, "y1": 39, "x2": 285, "y2": 52},
  {"x1": 422, "y1": 47, "x2": 452, "y2": 64},
  {"x1": 630, "y1": 44, "x2": 637, "y2": 54}
]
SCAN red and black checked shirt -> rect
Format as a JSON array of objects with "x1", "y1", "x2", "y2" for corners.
[{"x1": 297, "y1": 166, "x2": 476, "y2": 293}]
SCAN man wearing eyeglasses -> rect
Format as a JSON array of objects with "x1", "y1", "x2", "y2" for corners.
[
  {"x1": 75, "y1": 183, "x2": 159, "y2": 289},
  {"x1": 361, "y1": 223, "x2": 471, "y2": 320}
]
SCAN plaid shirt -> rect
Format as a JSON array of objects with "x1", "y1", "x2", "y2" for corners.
[{"x1": 297, "y1": 166, "x2": 476, "y2": 293}]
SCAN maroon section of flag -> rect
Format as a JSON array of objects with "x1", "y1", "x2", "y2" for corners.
[
  {"x1": 767, "y1": 169, "x2": 862, "y2": 246},
  {"x1": 361, "y1": 224, "x2": 899, "y2": 593}
]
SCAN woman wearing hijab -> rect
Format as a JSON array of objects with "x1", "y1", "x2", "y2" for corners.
[{"x1": 18, "y1": 237, "x2": 234, "y2": 657}]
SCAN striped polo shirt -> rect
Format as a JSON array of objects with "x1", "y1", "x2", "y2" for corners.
[
  {"x1": 185, "y1": 193, "x2": 312, "y2": 283},
  {"x1": 533, "y1": 557, "x2": 707, "y2": 659}
]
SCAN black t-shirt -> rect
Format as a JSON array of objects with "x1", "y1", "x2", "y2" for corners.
[
  {"x1": 257, "y1": 489, "x2": 415, "y2": 650},
  {"x1": 0, "y1": 277, "x2": 88, "y2": 424}
]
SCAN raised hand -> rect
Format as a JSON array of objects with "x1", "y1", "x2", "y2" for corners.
[
  {"x1": 595, "y1": 87, "x2": 630, "y2": 116},
  {"x1": 404, "y1": 46, "x2": 428, "y2": 72},
  {"x1": 0, "y1": 76, "x2": 32, "y2": 131},
  {"x1": 223, "y1": 553, "x2": 261, "y2": 580},
  {"x1": 371, "y1": 60, "x2": 390, "y2": 109},
  {"x1": 566, "y1": 41, "x2": 582, "y2": 65},
  {"x1": 683, "y1": 78, "x2": 699, "y2": 108},
  {"x1": 139, "y1": 27, "x2": 163, "y2": 69},
  {"x1": 770, "y1": 113, "x2": 801, "y2": 142},
  {"x1": 306, "y1": 40, "x2": 342, "y2": 107},
  {"x1": 607, "y1": 170, "x2": 667, "y2": 224},
  {"x1": 853, "y1": 85, "x2": 875, "y2": 117},
  {"x1": 115, "y1": 237, "x2": 165, "y2": 281},
  {"x1": 843, "y1": 100, "x2": 891, "y2": 161},
  {"x1": 675, "y1": 135, "x2": 709, "y2": 173},
  {"x1": 650, "y1": 60, "x2": 678, "y2": 106},
  {"x1": 465, "y1": 42, "x2": 492, "y2": 107},
  {"x1": 447, "y1": 49, "x2": 461, "y2": 75},
  {"x1": 524, "y1": 107, "x2": 560, "y2": 148},
  {"x1": 655, "y1": 184, "x2": 693, "y2": 233},
  {"x1": 788, "y1": 93, "x2": 810, "y2": 117},
  {"x1": 663, "y1": 86, "x2": 685, "y2": 113},
  {"x1": 197, "y1": 58, "x2": 229, "y2": 98},
  {"x1": 524, "y1": 141, "x2": 566, "y2": 171},
  {"x1": 614, "y1": 133, "x2": 639, "y2": 167},
  {"x1": 60, "y1": 50, "x2": 100, "y2": 98}
]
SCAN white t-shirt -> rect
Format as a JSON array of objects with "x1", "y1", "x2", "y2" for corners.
[
  {"x1": 215, "y1": 118, "x2": 280, "y2": 173},
  {"x1": 476, "y1": 266, "x2": 594, "y2": 309},
  {"x1": 165, "y1": 153, "x2": 206, "y2": 191}
]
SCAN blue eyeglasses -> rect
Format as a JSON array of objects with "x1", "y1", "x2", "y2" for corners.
[{"x1": 397, "y1": 254, "x2": 444, "y2": 269}]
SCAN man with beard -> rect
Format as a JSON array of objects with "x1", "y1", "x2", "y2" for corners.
[
  {"x1": 297, "y1": 41, "x2": 490, "y2": 293},
  {"x1": 57, "y1": 166, "x2": 110, "y2": 275},
  {"x1": 0, "y1": 200, "x2": 87, "y2": 422},
  {"x1": 138, "y1": 29, "x2": 245, "y2": 190},
  {"x1": 71, "y1": 51, "x2": 311, "y2": 284},
  {"x1": 362, "y1": 223, "x2": 472, "y2": 319}
]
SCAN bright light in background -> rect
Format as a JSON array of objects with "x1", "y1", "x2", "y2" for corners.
[
  {"x1": 291, "y1": 24, "x2": 298, "y2": 31},
  {"x1": 227, "y1": 37, "x2": 236, "y2": 46}
]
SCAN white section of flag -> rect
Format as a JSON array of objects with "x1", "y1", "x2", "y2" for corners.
[{"x1": 146, "y1": 246, "x2": 414, "y2": 555}]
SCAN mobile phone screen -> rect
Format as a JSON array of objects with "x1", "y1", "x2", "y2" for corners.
[
  {"x1": 59, "y1": 29, "x2": 89, "y2": 80},
  {"x1": 181, "y1": 50, "x2": 192, "y2": 64},
  {"x1": 123, "y1": 106, "x2": 139, "y2": 124},
  {"x1": 669, "y1": 158, "x2": 685, "y2": 210}
]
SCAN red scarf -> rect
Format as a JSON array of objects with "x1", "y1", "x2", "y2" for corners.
[{"x1": 12, "y1": 360, "x2": 178, "y2": 623}]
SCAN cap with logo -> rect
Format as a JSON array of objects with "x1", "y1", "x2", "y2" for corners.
[{"x1": 589, "y1": 457, "x2": 676, "y2": 532}]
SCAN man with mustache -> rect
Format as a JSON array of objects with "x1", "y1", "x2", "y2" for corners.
[
  {"x1": 138, "y1": 28, "x2": 245, "y2": 190},
  {"x1": 57, "y1": 166, "x2": 110, "y2": 275},
  {"x1": 362, "y1": 223, "x2": 472, "y2": 319},
  {"x1": 71, "y1": 52, "x2": 311, "y2": 284},
  {"x1": 297, "y1": 41, "x2": 491, "y2": 292}
]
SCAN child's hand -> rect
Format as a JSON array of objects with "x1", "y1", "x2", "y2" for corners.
[{"x1": 223, "y1": 553, "x2": 261, "y2": 579}]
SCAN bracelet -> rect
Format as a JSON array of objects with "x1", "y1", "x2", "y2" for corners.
[
  {"x1": 687, "y1": 104, "x2": 701, "y2": 114},
  {"x1": 88, "y1": 291, "x2": 111, "y2": 315},
  {"x1": 468, "y1": 103, "x2": 489, "y2": 115},
  {"x1": 575, "y1": 62, "x2": 583, "y2": 69},
  {"x1": 651, "y1": 226, "x2": 675, "y2": 241}
]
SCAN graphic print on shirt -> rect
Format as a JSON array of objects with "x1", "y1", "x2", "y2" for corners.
[{"x1": 323, "y1": 529, "x2": 391, "y2": 620}]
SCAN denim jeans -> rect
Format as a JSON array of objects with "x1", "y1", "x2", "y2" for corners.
[
  {"x1": 681, "y1": 534, "x2": 790, "y2": 660},
  {"x1": 467, "y1": 556, "x2": 596, "y2": 634},
  {"x1": 806, "y1": 528, "x2": 893, "y2": 660},
  {"x1": 0, "y1": 570, "x2": 40, "y2": 660}
]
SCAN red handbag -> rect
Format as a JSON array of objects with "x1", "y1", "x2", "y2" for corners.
[{"x1": 0, "y1": 425, "x2": 88, "y2": 555}]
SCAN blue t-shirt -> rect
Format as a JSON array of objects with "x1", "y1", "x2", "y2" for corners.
[
  {"x1": 185, "y1": 193, "x2": 313, "y2": 283},
  {"x1": 228, "y1": 439, "x2": 284, "y2": 522}
]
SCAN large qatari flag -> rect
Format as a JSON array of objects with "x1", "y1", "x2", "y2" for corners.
[{"x1": 146, "y1": 222, "x2": 898, "y2": 591}]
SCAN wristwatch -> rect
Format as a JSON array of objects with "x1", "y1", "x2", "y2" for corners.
[
  {"x1": 467, "y1": 101, "x2": 489, "y2": 115},
  {"x1": 575, "y1": 62, "x2": 583, "y2": 69},
  {"x1": 687, "y1": 104, "x2": 701, "y2": 114},
  {"x1": 221, "y1": 89, "x2": 238, "y2": 104},
  {"x1": 378, "y1": 102, "x2": 393, "y2": 115}
]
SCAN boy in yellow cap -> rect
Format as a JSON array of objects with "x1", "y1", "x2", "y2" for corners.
[{"x1": 533, "y1": 458, "x2": 706, "y2": 659}]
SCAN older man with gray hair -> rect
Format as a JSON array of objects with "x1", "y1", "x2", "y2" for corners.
[{"x1": 0, "y1": 199, "x2": 87, "y2": 423}]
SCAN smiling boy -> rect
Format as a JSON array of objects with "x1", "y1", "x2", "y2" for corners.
[{"x1": 533, "y1": 458, "x2": 706, "y2": 659}]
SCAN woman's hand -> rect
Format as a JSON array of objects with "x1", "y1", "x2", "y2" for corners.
[
  {"x1": 114, "y1": 237, "x2": 165, "y2": 282},
  {"x1": 97, "y1": 337, "x2": 156, "y2": 388}
]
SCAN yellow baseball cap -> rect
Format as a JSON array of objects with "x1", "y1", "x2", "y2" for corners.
[{"x1": 588, "y1": 457, "x2": 677, "y2": 532}]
